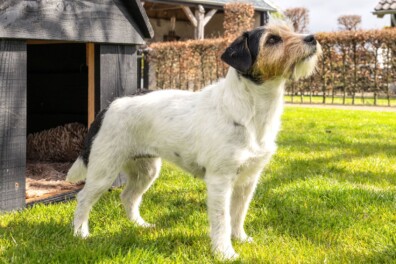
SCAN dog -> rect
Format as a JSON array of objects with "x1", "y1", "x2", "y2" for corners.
[{"x1": 66, "y1": 19, "x2": 321, "y2": 260}]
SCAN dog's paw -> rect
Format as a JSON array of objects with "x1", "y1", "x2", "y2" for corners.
[
  {"x1": 244, "y1": 236, "x2": 253, "y2": 243},
  {"x1": 218, "y1": 250, "x2": 239, "y2": 261},
  {"x1": 74, "y1": 228, "x2": 90, "y2": 238},
  {"x1": 213, "y1": 246, "x2": 239, "y2": 261},
  {"x1": 73, "y1": 222, "x2": 90, "y2": 238},
  {"x1": 232, "y1": 232, "x2": 253, "y2": 243},
  {"x1": 132, "y1": 217, "x2": 155, "y2": 228},
  {"x1": 138, "y1": 221, "x2": 155, "y2": 228},
  {"x1": 234, "y1": 234, "x2": 253, "y2": 243}
]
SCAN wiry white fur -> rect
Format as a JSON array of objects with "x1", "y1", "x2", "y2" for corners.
[
  {"x1": 67, "y1": 27, "x2": 319, "y2": 259},
  {"x1": 67, "y1": 157, "x2": 86, "y2": 183},
  {"x1": 66, "y1": 68, "x2": 285, "y2": 259},
  {"x1": 293, "y1": 47, "x2": 321, "y2": 80}
]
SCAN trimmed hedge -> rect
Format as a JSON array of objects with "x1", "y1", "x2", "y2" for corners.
[
  {"x1": 149, "y1": 20, "x2": 396, "y2": 105},
  {"x1": 148, "y1": 3, "x2": 255, "y2": 91},
  {"x1": 223, "y1": 3, "x2": 255, "y2": 39},
  {"x1": 149, "y1": 38, "x2": 228, "y2": 91},
  {"x1": 293, "y1": 28, "x2": 396, "y2": 105}
]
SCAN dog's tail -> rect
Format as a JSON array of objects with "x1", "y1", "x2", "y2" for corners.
[{"x1": 66, "y1": 156, "x2": 87, "y2": 183}]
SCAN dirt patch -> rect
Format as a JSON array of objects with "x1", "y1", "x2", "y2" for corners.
[{"x1": 26, "y1": 161, "x2": 83, "y2": 203}]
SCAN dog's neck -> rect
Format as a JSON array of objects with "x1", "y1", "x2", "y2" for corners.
[{"x1": 221, "y1": 68, "x2": 285, "y2": 147}]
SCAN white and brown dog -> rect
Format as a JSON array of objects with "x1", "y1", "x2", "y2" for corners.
[{"x1": 67, "y1": 20, "x2": 321, "y2": 259}]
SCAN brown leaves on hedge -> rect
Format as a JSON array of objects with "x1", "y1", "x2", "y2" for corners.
[
  {"x1": 148, "y1": 3, "x2": 256, "y2": 90},
  {"x1": 149, "y1": 39, "x2": 228, "y2": 90},
  {"x1": 149, "y1": 28, "x2": 396, "y2": 103},
  {"x1": 292, "y1": 28, "x2": 396, "y2": 103},
  {"x1": 223, "y1": 3, "x2": 255, "y2": 39}
]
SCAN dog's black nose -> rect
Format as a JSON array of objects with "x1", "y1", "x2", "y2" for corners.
[{"x1": 303, "y1": 35, "x2": 317, "y2": 46}]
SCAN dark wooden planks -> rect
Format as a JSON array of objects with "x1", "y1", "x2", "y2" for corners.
[
  {"x1": 0, "y1": 40, "x2": 27, "y2": 211},
  {"x1": 96, "y1": 44, "x2": 138, "y2": 187},
  {"x1": 98, "y1": 44, "x2": 138, "y2": 108},
  {"x1": 0, "y1": 0, "x2": 147, "y2": 44}
]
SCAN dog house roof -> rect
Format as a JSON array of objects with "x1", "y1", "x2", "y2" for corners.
[{"x1": 0, "y1": 0, "x2": 153, "y2": 44}]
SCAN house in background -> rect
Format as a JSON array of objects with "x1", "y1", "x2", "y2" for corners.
[
  {"x1": 141, "y1": 0, "x2": 278, "y2": 41},
  {"x1": 373, "y1": 0, "x2": 396, "y2": 27}
]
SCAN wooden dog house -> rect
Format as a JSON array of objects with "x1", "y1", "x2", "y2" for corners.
[{"x1": 0, "y1": 0, "x2": 153, "y2": 211}]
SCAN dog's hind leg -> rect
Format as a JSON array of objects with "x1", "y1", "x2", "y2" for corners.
[
  {"x1": 73, "y1": 163, "x2": 121, "y2": 238},
  {"x1": 120, "y1": 157, "x2": 161, "y2": 227}
]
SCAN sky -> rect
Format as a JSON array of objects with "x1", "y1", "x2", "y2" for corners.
[{"x1": 271, "y1": 0, "x2": 390, "y2": 32}]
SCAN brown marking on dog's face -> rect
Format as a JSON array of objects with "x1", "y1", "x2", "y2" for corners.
[
  {"x1": 221, "y1": 20, "x2": 322, "y2": 83},
  {"x1": 252, "y1": 21, "x2": 322, "y2": 82}
]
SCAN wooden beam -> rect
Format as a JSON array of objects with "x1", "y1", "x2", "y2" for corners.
[
  {"x1": 97, "y1": 44, "x2": 138, "y2": 108},
  {"x1": 0, "y1": 39, "x2": 27, "y2": 211},
  {"x1": 87, "y1": 43, "x2": 95, "y2": 127},
  {"x1": 203, "y1": 9, "x2": 217, "y2": 26},
  {"x1": 195, "y1": 5, "x2": 205, "y2": 39},
  {"x1": 26, "y1": 40, "x2": 75, "y2": 45},
  {"x1": 181, "y1": 6, "x2": 197, "y2": 27},
  {"x1": 170, "y1": 16, "x2": 176, "y2": 31},
  {"x1": 181, "y1": 5, "x2": 216, "y2": 39}
]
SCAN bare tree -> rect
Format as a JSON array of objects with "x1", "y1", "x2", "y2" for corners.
[
  {"x1": 284, "y1": 8, "x2": 310, "y2": 33},
  {"x1": 337, "y1": 15, "x2": 362, "y2": 31}
]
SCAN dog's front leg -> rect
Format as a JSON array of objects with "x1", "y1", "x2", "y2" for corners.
[
  {"x1": 205, "y1": 176, "x2": 238, "y2": 260},
  {"x1": 230, "y1": 177, "x2": 259, "y2": 242}
]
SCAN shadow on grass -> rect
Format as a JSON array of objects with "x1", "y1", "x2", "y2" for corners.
[
  {"x1": 0, "y1": 205, "x2": 214, "y2": 263},
  {"x1": 274, "y1": 135, "x2": 396, "y2": 185},
  {"x1": 2, "y1": 117, "x2": 395, "y2": 263},
  {"x1": 246, "y1": 129, "x2": 396, "y2": 262}
]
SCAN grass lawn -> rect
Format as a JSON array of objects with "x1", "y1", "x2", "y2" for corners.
[
  {"x1": 285, "y1": 95, "x2": 396, "y2": 107},
  {"x1": 1, "y1": 107, "x2": 396, "y2": 263}
]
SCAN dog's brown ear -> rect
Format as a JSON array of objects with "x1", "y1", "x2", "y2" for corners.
[{"x1": 221, "y1": 33, "x2": 252, "y2": 74}]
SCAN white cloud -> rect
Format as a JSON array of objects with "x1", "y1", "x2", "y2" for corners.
[{"x1": 274, "y1": 0, "x2": 390, "y2": 32}]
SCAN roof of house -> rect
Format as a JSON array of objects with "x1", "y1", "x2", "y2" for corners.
[
  {"x1": 145, "y1": 0, "x2": 277, "y2": 12},
  {"x1": 373, "y1": 0, "x2": 396, "y2": 15}
]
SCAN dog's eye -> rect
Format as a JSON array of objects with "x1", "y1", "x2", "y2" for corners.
[{"x1": 266, "y1": 35, "x2": 282, "y2": 45}]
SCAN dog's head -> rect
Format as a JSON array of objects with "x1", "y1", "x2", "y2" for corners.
[{"x1": 221, "y1": 20, "x2": 322, "y2": 83}]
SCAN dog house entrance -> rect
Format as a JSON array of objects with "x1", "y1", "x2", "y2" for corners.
[{"x1": 26, "y1": 43, "x2": 89, "y2": 204}]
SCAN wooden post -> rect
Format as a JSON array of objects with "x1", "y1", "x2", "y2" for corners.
[
  {"x1": 260, "y1": 11, "x2": 269, "y2": 26},
  {"x1": 181, "y1": 5, "x2": 217, "y2": 40},
  {"x1": 204, "y1": 9, "x2": 217, "y2": 26},
  {"x1": 195, "y1": 5, "x2": 205, "y2": 39},
  {"x1": 170, "y1": 16, "x2": 176, "y2": 31},
  {"x1": 86, "y1": 43, "x2": 95, "y2": 127},
  {"x1": 182, "y1": 6, "x2": 198, "y2": 27},
  {"x1": 0, "y1": 40, "x2": 27, "y2": 211},
  {"x1": 97, "y1": 44, "x2": 138, "y2": 187}
]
